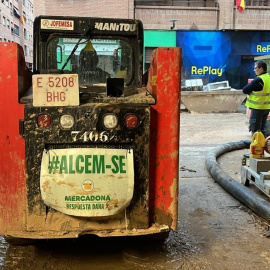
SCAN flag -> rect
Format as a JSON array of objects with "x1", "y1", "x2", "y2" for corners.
[
  {"x1": 20, "y1": 15, "x2": 26, "y2": 24},
  {"x1": 236, "y1": 0, "x2": 245, "y2": 12}
]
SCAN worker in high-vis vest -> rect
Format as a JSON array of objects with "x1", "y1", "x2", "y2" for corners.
[{"x1": 243, "y1": 60, "x2": 270, "y2": 136}]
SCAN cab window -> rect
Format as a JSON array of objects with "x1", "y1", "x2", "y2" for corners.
[{"x1": 46, "y1": 37, "x2": 133, "y2": 85}]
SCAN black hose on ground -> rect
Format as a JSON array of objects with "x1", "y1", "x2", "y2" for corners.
[{"x1": 205, "y1": 140, "x2": 270, "y2": 223}]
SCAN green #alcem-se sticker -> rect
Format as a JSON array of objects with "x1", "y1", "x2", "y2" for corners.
[{"x1": 40, "y1": 148, "x2": 134, "y2": 217}]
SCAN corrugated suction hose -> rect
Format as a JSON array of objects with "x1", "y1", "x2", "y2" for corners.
[{"x1": 205, "y1": 140, "x2": 270, "y2": 223}]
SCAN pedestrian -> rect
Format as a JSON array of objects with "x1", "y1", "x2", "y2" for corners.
[{"x1": 243, "y1": 60, "x2": 270, "y2": 137}]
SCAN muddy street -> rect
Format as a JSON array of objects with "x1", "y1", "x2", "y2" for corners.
[{"x1": 1, "y1": 110, "x2": 270, "y2": 269}]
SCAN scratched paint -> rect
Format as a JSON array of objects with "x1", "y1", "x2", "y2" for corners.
[
  {"x1": 149, "y1": 47, "x2": 181, "y2": 230},
  {"x1": 0, "y1": 43, "x2": 27, "y2": 236},
  {"x1": 23, "y1": 103, "x2": 152, "y2": 234}
]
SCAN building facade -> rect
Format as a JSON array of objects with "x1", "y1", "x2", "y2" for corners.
[
  {"x1": 0, "y1": 0, "x2": 34, "y2": 68},
  {"x1": 16, "y1": 0, "x2": 270, "y2": 86},
  {"x1": 34, "y1": 0, "x2": 270, "y2": 31},
  {"x1": 1, "y1": 0, "x2": 270, "y2": 70},
  {"x1": 34, "y1": 0, "x2": 134, "y2": 20},
  {"x1": 134, "y1": 0, "x2": 270, "y2": 31}
]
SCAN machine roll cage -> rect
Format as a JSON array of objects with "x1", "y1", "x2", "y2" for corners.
[{"x1": 33, "y1": 16, "x2": 144, "y2": 89}]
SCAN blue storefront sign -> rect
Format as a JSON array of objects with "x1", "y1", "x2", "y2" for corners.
[{"x1": 176, "y1": 30, "x2": 270, "y2": 89}]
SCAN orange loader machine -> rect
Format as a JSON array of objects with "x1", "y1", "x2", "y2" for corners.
[{"x1": 0, "y1": 16, "x2": 181, "y2": 243}]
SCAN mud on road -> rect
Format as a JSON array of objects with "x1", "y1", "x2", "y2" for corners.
[{"x1": 1, "y1": 111, "x2": 270, "y2": 270}]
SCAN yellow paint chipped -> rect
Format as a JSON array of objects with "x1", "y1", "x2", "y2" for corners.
[
  {"x1": 113, "y1": 108, "x2": 120, "y2": 113},
  {"x1": 152, "y1": 75, "x2": 157, "y2": 86},
  {"x1": 261, "y1": 251, "x2": 270, "y2": 264},
  {"x1": 169, "y1": 177, "x2": 179, "y2": 230}
]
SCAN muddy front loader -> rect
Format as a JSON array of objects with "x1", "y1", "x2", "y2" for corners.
[{"x1": 0, "y1": 15, "x2": 181, "y2": 243}]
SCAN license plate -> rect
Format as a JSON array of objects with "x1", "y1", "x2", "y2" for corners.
[{"x1": 32, "y1": 74, "x2": 79, "y2": 106}]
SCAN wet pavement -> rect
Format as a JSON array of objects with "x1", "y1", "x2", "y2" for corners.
[
  {"x1": 0, "y1": 233, "x2": 206, "y2": 270},
  {"x1": 1, "y1": 111, "x2": 270, "y2": 269}
]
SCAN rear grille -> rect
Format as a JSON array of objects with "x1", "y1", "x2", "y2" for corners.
[{"x1": 46, "y1": 143, "x2": 133, "y2": 150}]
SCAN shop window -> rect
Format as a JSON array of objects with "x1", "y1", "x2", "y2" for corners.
[
  {"x1": 14, "y1": 24, "x2": 19, "y2": 36},
  {"x1": 260, "y1": 32, "x2": 270, "y2": 42},
  {"x1": 24, "y1": 45, "x2": 30, "y2": 56},
  {"x1": 23, "y1": 0, "x2": 29, "y2": 7},
  {"x1": 245, "y1": 0, "x2": 270, "y2": 5}
]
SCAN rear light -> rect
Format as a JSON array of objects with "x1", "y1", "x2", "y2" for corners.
[
  {"x1": 60, "y1": 114, "x2": 75, "y2": 129},
  {"x1": 37, "y1": 114, "x2": 51, "y2": 128},
  {"x1": 125, "y1": 114, "x2": 139, "y2": 128},
  {"x1": 103, "y1": 114, "x2": 118, "y2": 129}
]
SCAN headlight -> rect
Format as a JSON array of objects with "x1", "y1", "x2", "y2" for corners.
[
  {"x1": 103, "y1": 114, "x2": 118, "y2": 129},
  {"x1": 60, "y1": 114, "x2": 75, "y2": 129}
]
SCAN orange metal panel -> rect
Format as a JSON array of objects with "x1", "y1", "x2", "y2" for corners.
[
  {"x1": 0, "y1": 43, "x2": 27, "y2": 234},
  {"x1": 149, "y1": 47, "x2": 181, "y2": 230}
]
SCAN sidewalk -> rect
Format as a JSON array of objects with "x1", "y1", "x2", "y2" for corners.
[{"x1": 178, "y1": 110, "x2": 270, "y2": 269}]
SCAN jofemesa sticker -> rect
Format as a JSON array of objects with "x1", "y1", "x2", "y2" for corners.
[{"x1": 41, "y1": 19, "x2": 74, "y2": 30}]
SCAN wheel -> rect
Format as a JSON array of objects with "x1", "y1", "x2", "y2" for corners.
[
  {"x1": 139, "y1": 231, "x2": 170, "y2": 242},
  {"x1": 241, "y1": 167, "x2": 250, "y2": 187},
  {"x1": 243, "y1": 179, "x2": 250, "y2": 187}
]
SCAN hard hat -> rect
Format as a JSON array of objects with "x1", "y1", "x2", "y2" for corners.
[{"x1": 84, "y1": 41, "x2": 95, "y2": 52}]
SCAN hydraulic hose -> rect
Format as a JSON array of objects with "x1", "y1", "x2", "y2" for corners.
[{"x1": 205, "y1": 140, "x2": 270, "y2": 223}]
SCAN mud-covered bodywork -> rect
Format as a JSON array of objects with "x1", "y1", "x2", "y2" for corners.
[
  {"x1": 0, "y1": 15, "x2": 181, "y2": 240},
  {"x1": 33, "y1": 16, "x2": 144, "y2": 87},
  {"x1": 22, "y1": 16, "x2": 156, "y2": 233},
  {"x1": 24, "y1": 93, "x2": 154, "y2": 232}
]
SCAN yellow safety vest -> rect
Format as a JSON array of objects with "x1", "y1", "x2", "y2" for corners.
[{"x1": 245, "y1": 73, "x2": 270, "y2": 109}]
